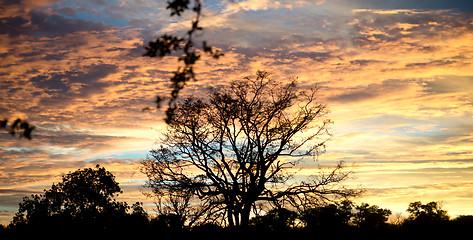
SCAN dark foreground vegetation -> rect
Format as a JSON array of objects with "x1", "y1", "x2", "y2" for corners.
[
  {"x1": 1, "y1": 165, "x2": 472, "y2": 236},
  {"x1": 2, "y1": 201, "x2": 473, "y2": 236}
]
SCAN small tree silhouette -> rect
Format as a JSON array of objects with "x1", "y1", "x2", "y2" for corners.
[
  {"x1": 353, "y1": 203, "x2": 392, "y2": 229},
  {"x1": 406, "y1": 201, "x2": 450, "y2": 223},
  {"x1": 300, "y1": 200, "x2": 354, "y2": 231}
]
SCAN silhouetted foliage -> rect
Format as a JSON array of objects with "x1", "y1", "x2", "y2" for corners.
[
  {"x1": 8, "y1": 165, "x2": 141, "y2": 233},
  {"x1": 246, "y1": 200, "x2": 394, "y2": 233},
  {"x1": 1, "y1": 118, "x2": 35, "y2": 139},
  {"x1": 454, "y1": 215, "x2": 473, "y2": 224},
  {"x1": 191, "y1": 222, "x2": 225, "y2": 232},
  {"x1": 4, "y1": 197, "x2": 473, "y2": 234},
  {"x1": 141, "y1": 71, "x2": 360, "y2": 230},
  {"x1": 406, "y1": 201, "x2": 450, "y2": 223},
  {"x1": 144, "y1": 0, "x2": 223, "y2": 123},
  {"x1": 300, "y1": 200, "x2": 353, "y2": 232},
  {"x1": 149, "y1": 213, "x2": 187, "y2": 232},
  {"x1": 400, "y1": 201, "x2": 451, "y2": 234},
  {"x1": 249, "y1": 208, "x2": 299, "y2": 232},
  {"x1": 353, "y1": 203, "x2": 391, "y2": 230}
]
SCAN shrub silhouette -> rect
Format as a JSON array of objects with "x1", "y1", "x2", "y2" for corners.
[
  {"x1": 300, "y1": 200, "x2": 353, "y2": 232},
  {"x1": 249, "y1": 208, "x2": 299, "y2": 232}
]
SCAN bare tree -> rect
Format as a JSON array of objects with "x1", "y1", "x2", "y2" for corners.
[{"x1": 141, "y1": 71, "x2": 360, "y2": 229}]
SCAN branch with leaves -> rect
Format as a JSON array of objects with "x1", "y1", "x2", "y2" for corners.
[
  {"x1": 1, "y1": 118, "x2": 35, "y2": 139},
  {"x1": 144, "y1": 0, "x2": 224, "y2": 123}
]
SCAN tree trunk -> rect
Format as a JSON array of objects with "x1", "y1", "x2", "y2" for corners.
[
  {"x1": 239, "y1": 204, "x2": 252, "y2": 230},
  {"x1": 227, "y1": 208, "x2": 235, "y2": 228}
]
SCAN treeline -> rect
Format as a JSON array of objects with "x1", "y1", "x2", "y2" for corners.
[
  {"x1": 1, "y1": 166, "x2": 472, "y2": 235},
  {"x1": 2, "y1": 199, "x2": 473, "y2": 235},
  {"x1": 246, "y1": 201, "x2": 473, "y2": 234}
]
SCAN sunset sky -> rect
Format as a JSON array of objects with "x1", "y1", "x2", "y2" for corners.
[{"x1": 1, "y1": 0, "x2": 473, "y2": 224}]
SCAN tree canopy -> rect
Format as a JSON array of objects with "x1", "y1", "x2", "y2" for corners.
[
  {"x1": 406, "y1": 201, "x2": 450, "y2": 223},
  {"x1": 9, "y1": 165, "x2": 142, "y2": 232},
  {"x1": 141, "y1": 71, "x2": 360, "y2": 229}
]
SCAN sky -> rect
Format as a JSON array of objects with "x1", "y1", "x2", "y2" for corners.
[{"x1": 1, "y1": 0, "x2": 473, "y2": 224}]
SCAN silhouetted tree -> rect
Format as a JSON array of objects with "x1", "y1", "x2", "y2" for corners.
[
  {"x1": 249, "y1": 208, "x2": 299, "y2": 232},
  {"x1": 353, "y1": 203, "x2": 391, "y2": 230},
  {"x1": 122, "y1": 202, "x2": 150, "y2": 231},
  {"x1": 10, "y1": 165, "x2": 132, "y2": 231},
  {"x1": 141, "y1": 71, "x2": 360, "y2": 229},
  {"x1": 300, "y1": 200, "x2": 353, "y2": 232},
  {"x1": 406, "y1": 201, "x2": 450, "y2": 223},
  {"x1": 399, "y1": 201, "x2": 452, "y2": 235}
]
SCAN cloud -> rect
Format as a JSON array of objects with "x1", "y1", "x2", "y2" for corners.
[
  {"x1": 327, "y1": 80, "x2": 417, "y2": 103},
  {"x1": 0, "y1": 8, "x2": 109, "y2": 37},
  {"x1": 360, "y1": 180, "x2": 473, "y2": 216},
  {"x1": 348, "y1": 0, "x2": 473, "y2": 11},
  {"x1": 350, "y1": 9, "x2": 473, "y2": 53},
  {"x1": 30, "y1": 64, "x2": 118, "y2": 96},
  {"x1": 425, "y1": 76, "x2": 473, "y2": 95},
  {"x1": 30, "y1": 10, "x2": 108, "y2": 36},
  {"x1": 221, "y1": 0, "x2": 316, "y2": 14}
]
